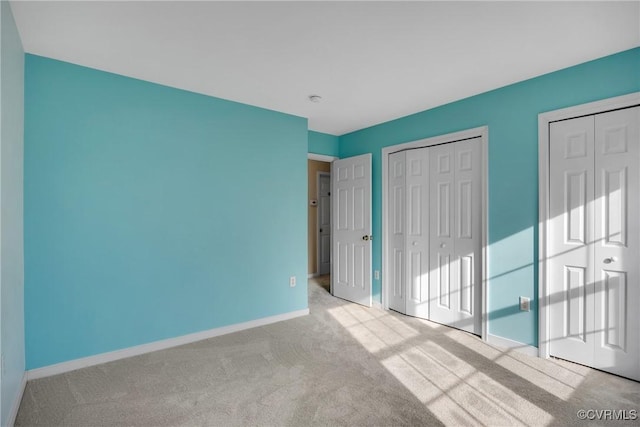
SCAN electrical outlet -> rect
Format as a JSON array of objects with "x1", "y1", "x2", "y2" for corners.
[
  {"x1": 289, "y1": 276, "x2": 296, "y2": 288},
  {"x1": 374, "y1": 270, "x2": 380, "y2": 280},
  {"x1": 519, "y1": 296, "x2": 530, "y2": 312}
]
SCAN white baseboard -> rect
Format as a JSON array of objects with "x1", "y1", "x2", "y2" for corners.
[
  {"x1": 7, "y1": 371, "x2": 27, "y2": 427},
  {"x1": 27, "y1": 308, "x2": 309, "y2": 380},
  {"x1": 486, "y1": 333, "x2": 539, "y2": 357}
]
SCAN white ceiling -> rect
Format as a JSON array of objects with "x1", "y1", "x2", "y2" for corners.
[{"x1": 9, "y1": 1, "x2": 640, "y2": 135}]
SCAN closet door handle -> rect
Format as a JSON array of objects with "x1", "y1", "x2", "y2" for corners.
[{"x1": 362, "y1": 235, "x2": 369, "y2": 241}]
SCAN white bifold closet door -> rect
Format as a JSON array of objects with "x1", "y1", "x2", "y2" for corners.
[
  {"x1": 388, "y1": 151, "x2": 407, "y2": 313},
  {"x1": 549, "y1": 106, "x2": 639, "y2": 381},
  {"x1": 429, "y1": 139, "x2": 482, "y2": 334},
  {"x1": 388, "y1": 149, "x2": 430, "y2": 317},
  {"x1": 405, "y1": 148, "x2": 430, "y2": 318},
  {"x1": 388, "y1": 138, "x2": 482, "y2": 335}
]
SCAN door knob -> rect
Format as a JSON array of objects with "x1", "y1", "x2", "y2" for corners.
[
  {"x1": 603, "y1": 257, "x2": 616, "y2": 264},
  {"x1": 412, "y1": 241, "x2": 419, "y2": 246},
  {"x1": 440, "y1": 243, "x2": 446, "y2": 248},
  {"x1": 362, "y1": 235, "x2": 369, "y2": 241}
]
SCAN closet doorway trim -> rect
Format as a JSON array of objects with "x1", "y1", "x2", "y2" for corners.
[{"x1": 381, "y1": 126, "x2": 489, "y2": 341}]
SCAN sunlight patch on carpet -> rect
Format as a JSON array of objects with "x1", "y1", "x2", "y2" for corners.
[
  {"x1": 446, "y1": 330, "x2": 586, "y2": 400},
  {"x1": 327, "y1": 306, "x2": 419, "y2": 354}
]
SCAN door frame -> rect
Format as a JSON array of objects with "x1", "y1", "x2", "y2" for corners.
[
  {"x1": 308, "y1": 153, "x2": 338, "y2": 292},
  {"x1": 308, "y1": 153, "x2": 337, "y2": 163},
  {"x1": 381, "y1": 126, "x2": 489, "y2": 340},
  {"x1": 316, "y1": 171, "x2": 331, "y2": 277},
  {"x1": 537, "y1": 92, "x2": 640, "y2": 359}
]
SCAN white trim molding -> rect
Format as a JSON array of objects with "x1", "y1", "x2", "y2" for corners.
[
  {"x1": 538, "y1": 92, "x2": 640, "y2": 359},
  {"x1": 7, "y1": 372, "x2": 27, "y2": 427},
  {"x1": 27, "y1": 309, "x2": 309, "y2": 380},
  {"x1": 308, "y1": 153, "x2": 338, "y2": 162},
  {"x1": 381, "y1": 126, "x2": 489, "y2": 341},
  {"x1": 486, "y1": 334, "x2": 539, "y2": 358}
]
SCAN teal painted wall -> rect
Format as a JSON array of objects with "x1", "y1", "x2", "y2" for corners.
[
  {"x1": 24, "y1": 55, "x2": 309, "y2": 369},
  {"x1": 339, "y1": 48, "x2": 640, "y2": 346},
  {"x1": 308, "y1": 130, "x2": 339, "y2": 157},
  {"x1": 0, "y1": 1, "x2": 25, "y2": 424}
]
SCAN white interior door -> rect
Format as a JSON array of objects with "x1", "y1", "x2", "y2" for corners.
[
  {"x1": 332, "y1": 154, "x2": 372, "y2": 307},
  {"x1": 454, "y1": 139, "x2": 483, "y2": 334},
  {"x1": 387, "y1": 148, "x2": 431, "y2": 318},
  {"x1": 429, "y1": 139, "x2": 482, "y2": 334},
  {"x1": 593, "y1": 107, "x2": 639, "y2": 380},
  {"x1": 549, "y1": 116, "x2": 596, "y2": 368},
  {"x1": 405, "y1": 148, "x2": 430, "y2": 318},
  {"x1": 318, "y1": 172, "x2": 331, "y2": 275},
  {"x1": 386, "y1": 138, "x2": 482, "y2": 334},
  {"x1": 388, "y1": 151, "x2": 406, "y2": 313},
  {"x1": 429, "y1": 143, "x2": 456, "y2": 326},
  {"x1": 549, "y1": 106, "x2": 639, "y2": 381}
]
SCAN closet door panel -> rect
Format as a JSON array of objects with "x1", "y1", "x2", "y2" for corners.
[
  {"x1": 388, "y1": 152, "x2": 406, "y2": 313},
  {"x1": 548, "y1": 116, "x2": 596, "y2": 368},
  {"x1": 453, "y1": 138, "x2": 482, "y2": 334},
  {"x1": 429, "y1": 143, "x2": 458, "y2": 325},
  {"x1": 593, "y1": 106, "x2": 640, "y2": 381},
  {"x1": 405, "y1": 148, "x2": 430, "y2": 318}
]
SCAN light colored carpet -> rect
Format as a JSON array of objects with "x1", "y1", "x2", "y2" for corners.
[{"x1": 16, "y1": 278, "x2": 640, "y2": 426}]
